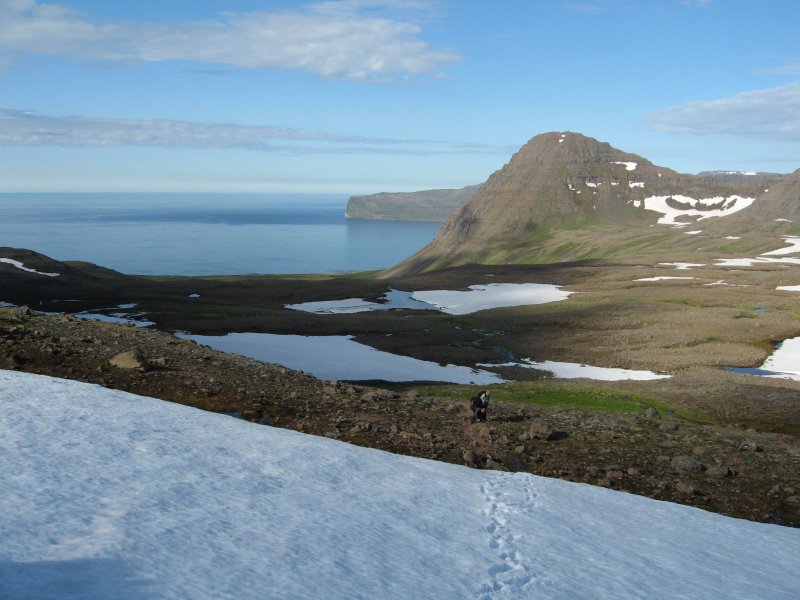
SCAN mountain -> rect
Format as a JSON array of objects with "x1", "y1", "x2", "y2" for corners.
[
  {"x1": 345, "y1": 184, "x2": 481, "y2": 221},
  {"x1": 387, "y1": 132, "x2": 796, "y2": 274},
  {"x1": 3, "y1": 370, "x2": 799, "y2": 599}
]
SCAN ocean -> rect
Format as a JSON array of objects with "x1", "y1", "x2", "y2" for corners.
[{"x1": 0, "y1": 193, "x2": 441, "y2": 276}]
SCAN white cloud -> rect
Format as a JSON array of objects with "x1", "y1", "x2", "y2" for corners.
[
  {"x1": 0, "y1": 107, "x2": 501, "y2": 155},
  {"x1": 644, "y1": 82, "x2": 800, "y2": 141},
  {"x1": 0, "y1": 0, "x2": 458, "y2": 81}
]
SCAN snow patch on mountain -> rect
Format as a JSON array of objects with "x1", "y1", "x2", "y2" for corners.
[
  {"x1": 0, "y1": 257, "x2": 59, "y2": 277},
  {"x1": 642, "y1": 194, "x2": 755, "y2": 226}
]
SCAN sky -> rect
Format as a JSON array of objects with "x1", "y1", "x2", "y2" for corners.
[
  {"x1": 0, "y1": 0, "x2": 799, "y2": 193},
  {"x1": 2, "y1": 369, "x2": 799, "y2": 599}
]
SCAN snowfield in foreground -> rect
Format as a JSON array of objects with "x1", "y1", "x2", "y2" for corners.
[{"x1": 1, "y1": 371, "x2": 798, "y2": 600}]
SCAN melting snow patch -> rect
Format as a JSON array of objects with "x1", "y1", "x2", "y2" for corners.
[
  {"x1": 287, "y1": 289, "x2": 438, "y2": 314},
  {"x1": 659, "y1": 262, "x2": 704, "y2": 270},
  {"x1": 642, "y1": 194, "x2": 754, "y2": 226},
  {"x1": 729, "y1": 336, "x2": 800, "y2": 382},
  {"x1": 777, "y1": 285, "x2": 800, "y2": 292},
  {"x1": 0, "y1": 258, "x2": 59, "y2": 277},
  {"x1": 685, "y1": 230, "x2": 702, "y2": 235},
  {"x1": 611, "y1": 161, "x2": 637, "y2": 171},
  {"x1": 412, "y1": 283, "x2": 573, "y2": 315},
  {"x1": 585, "y1": 181, "x2": 600, "y2": 188},
  {"x1": 716, "y1": 257, "x2": 800, "y2": 267},
  {"x1": 762, "y1": 237, "x2": 800, "y2": 256},
  {"x1": 479, "y1": 358, "x2": 669, "y2": 381},
  {"x1": 725, "y1": 236, "x2": 741, "y2": 240},
  {"x1": 704, "y1": 280, "x2": 748, "y2": 287},
  {"x1": 635, "y1": 276, "x2": 695, "y2": 282},
  {"x1": 0, "y1": 301, "x2": 15, "y2": 307},
  {"x1": 775, "y1": 218, "x2": 791, "y2": 222},
  {"x1": 629, "y1": 181, "x2": 644, "y2": 188},
  {"x1": 292, "y1": 285, "x2": 574, "y2": 318}
]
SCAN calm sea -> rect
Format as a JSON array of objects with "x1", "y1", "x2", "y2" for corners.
[{"x1": 0, "y1": 193, "x2": 441, "y2": 275}]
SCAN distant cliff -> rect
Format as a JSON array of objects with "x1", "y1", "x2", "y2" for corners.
[{"x1": 345, "y1": 185, "x2": 481, "y2": 221}]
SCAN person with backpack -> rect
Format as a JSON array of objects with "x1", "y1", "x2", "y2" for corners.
[{"x1": 471, "y1": 390, "x2": 490, "y2": 423}]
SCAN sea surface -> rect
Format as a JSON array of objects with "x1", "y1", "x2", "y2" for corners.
[{"x1": 0, "y1": 193, "x2": 441, "y2": 275}]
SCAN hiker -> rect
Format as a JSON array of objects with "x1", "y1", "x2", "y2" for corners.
[{"x1": 471, "y1": 390, "x2": 490, "y2": 423}]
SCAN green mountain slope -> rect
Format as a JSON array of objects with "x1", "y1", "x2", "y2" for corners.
[{"x1": 386, "y1": 132, "x2": 796, "y2": 275}]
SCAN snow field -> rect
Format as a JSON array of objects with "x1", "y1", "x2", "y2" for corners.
[{"x1": 1, "y1": 371, "x2": 799, "y2": 599}]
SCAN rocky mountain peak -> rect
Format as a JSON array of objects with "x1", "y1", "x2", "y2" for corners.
[
  {"x1": 509, "y1": 132, "x2": 647, "y2": 168},
  {"x1": 386, "y1": 132, "x2": 796, "y2": 275}
]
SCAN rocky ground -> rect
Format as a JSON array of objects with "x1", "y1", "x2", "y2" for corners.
[{"x1": 2, "y1": 305, "x2": 798, "y2": 527}]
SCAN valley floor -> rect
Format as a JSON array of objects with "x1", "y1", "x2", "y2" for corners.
[{"x1": 2, "y1": 306, "x2": 798, "y2": 527}]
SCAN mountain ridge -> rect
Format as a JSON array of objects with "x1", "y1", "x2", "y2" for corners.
[{"x1": 385, "y1": 132, "x2": 796, "y2": 275}]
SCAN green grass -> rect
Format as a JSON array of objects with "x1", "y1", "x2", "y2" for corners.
[{"x1": 413, "y1": 381, "x2": 683, "y2": 416}]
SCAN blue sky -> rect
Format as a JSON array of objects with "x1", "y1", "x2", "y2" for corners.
[{"x1": 1, "y1": 0, "x2": 798, "y2": 193}]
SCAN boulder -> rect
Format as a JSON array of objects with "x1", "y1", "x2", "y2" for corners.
[
  {"x1": 109, "y1": 349, "x2": 151, "y2": 371},
  {"x1": 521, "y1": 419, "x2": 556, "y2": 441},
  {"x1": 670, "y1": 455, "x2": 706, "y2": 473}
]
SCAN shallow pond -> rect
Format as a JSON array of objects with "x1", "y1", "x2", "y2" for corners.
[{"x1": 177, "y1": 332, "x2": 505, "y2": 384}]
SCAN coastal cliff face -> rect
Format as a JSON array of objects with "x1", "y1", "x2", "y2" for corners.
[
  {"x1": 345, "y1": 185, "x2": 480, "y2": 221},
  {"x1": 386, "y1": 132, "x2": 796, "y2": 275}
]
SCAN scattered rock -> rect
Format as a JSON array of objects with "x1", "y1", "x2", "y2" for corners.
[
  {"x1": 520, "y1": 419, "x2": 555, "y2": 441},
  {"x1": 671, "y1": 455, "x2": 706, "y2": 473},
  {"x1": 5, "y1": 306, "x2": 32, "y2": 322},
  {"x1": 644, "y1": 407, "x2": 661, "y2": 420},
  {"x1": 707, "y1": 465, "x2": 736, "y2": 479},
  {"x1": 463, "y1": 447, "x2": 481, "y2": 467},
  {"x1": 739, "y1": 440, "x2": 764, "y2": 452}
]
